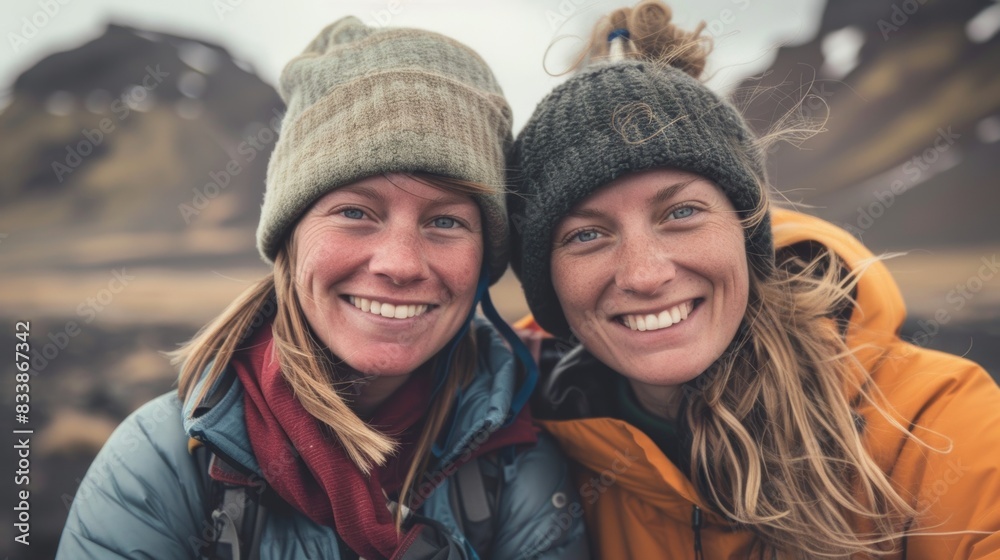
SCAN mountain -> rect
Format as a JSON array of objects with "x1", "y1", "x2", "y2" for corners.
[
  {"x1": 734, "y1": 0, "x2": 1000, "y2": 253},
  {"x1": 0, "y1": 23, "x2": 282, "y2": 559}
]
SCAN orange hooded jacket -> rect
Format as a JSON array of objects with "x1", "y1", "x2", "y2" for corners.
[{"x1": 517, "y1": 209, "x2": 1000, "y2": 559}]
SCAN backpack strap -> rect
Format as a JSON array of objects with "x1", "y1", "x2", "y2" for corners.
[
  {"x1": 211, "y1": 484, "x2": 247, "y2": 560},
  {"x1": 448, "y1": 451, "x2": 505, "y2": 559},
  {"x1": 192, "y1": 443, "x2": 268, "y2": 560}
]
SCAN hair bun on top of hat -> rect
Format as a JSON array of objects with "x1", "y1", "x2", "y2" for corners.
[{"x1": 585, "y1": 0, "x2": 711, "y2": 79}]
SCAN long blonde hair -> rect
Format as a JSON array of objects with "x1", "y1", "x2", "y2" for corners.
[
  {"x1": 172, "y1": 173, "x2": 491, "y2": 530},
  {"x1": 582, "y1": 2, "x2": 926, "y2": 557}
]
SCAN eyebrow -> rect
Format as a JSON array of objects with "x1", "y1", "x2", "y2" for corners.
[
  {"x1": 337, "y1": 184, "x2": 384, "y2": 202},
  {"x1": 564, "y1": 178, "x2": 698, "y2": 220},
  {"x1": 652, "y1": 179, "x2": 697, "y2": 206},
  {"x1": 331, "y1": 182, "x2": 476, "y2": 214}
]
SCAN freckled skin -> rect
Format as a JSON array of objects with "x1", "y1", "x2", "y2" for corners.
[
  {"x1": 292, "y1": 173, "x2": 483, "y2": 398},
  {"x1": 550, "y1": 168, "x2": 749, "y2": 415}
]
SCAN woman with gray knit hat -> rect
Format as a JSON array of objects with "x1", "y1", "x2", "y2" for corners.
[
  {"x1": 510, "y1": 1, "x2": 1000, "y2": 558},
  {"x1": 57, "y1": 17, "x2": 588, "y2": 560}
]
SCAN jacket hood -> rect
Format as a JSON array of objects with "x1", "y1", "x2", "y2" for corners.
[{"x1": 770, "y1": 207, "x2": 906, "y2": 382}]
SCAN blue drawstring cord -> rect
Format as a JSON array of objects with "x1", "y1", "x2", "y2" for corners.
[
  {"x1": 479, "y1": 287, "x2": 538, "y2": 427},
  {"x1": 430, "y1": 254, "x2": 491, "y2": 458},
  {"x1": 430, "y1": 252, "x2": 540, "y2": 456}
]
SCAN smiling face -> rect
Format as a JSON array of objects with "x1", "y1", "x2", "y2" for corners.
[
  {"x1": 550, "y1": 168, "x2": 749, "y2": 388},
  {"x1": 291, "y1": 173, "x2": 483, "y2": 378}
]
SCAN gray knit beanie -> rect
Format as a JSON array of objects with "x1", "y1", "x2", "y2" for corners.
[
  {"x1": 257, "y1": 16, "x2": 513, "y2": 283},
  {"x1": 508, "y1": 59, "x2": 773, "y2": 338}
]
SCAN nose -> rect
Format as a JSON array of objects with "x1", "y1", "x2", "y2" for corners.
[
  {"x1": 614, "y1": 230, "x2": 675, "y2": 295},
  {"x1": 368, "y1": 226, "x2": 430, "y2": 286}
]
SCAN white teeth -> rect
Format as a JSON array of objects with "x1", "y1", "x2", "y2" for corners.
[
  {"x1": 348, "y1": 297, "x2": 430, "y2": 320},
  {"x1": 657, "y1": 309, "x2": 673, "y2": 328},
  {"x1": 645, "y1": 314, "x2": 657, "y2": 330},
  {"x1": 621, "y1": 301, "x2": 694, "y2": 332}
]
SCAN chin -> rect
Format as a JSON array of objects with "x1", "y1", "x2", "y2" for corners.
[
  {"x1": 344, "y1": 358, "x2": 423, "y2": 378},
  {"x1": 601, "y1": 349, "x2": 712, "y2": 388}
]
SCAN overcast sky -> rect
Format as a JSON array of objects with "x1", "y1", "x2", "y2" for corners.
[{"x1": 2, "y1": 0, "x2": 826, "y2": 131}]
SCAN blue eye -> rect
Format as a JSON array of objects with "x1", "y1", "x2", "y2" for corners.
[
  {"x1": 670, "y1": 206, "x2": 695, "y2": 220},
  {"x1": 342, "y1": 208, "x2": 364, "y2": 219},
  {"x1": 574, "y1": 230, "x2": 600, "y2": 243},
  {"x1": 432, "y1": 217, "x2": 458, "y2": 228}
]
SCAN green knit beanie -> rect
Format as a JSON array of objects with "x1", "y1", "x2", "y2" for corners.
[
  {"x1": 508, "y1": 59, "x2": 773, "y2": 338},
  {"x1": 257, "y1": 16, "x2": 513, "y2": 283}
]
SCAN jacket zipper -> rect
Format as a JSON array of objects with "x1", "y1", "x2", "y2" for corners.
[{"x1": 692, "y1": 505, "x2": 704, "y2": 560}]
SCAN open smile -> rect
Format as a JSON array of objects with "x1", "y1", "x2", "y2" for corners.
[
  {"x1": 615, "y1": 299, "x2": 701, "y2": 332},
  {"x1": 345, "y1": 295, "x2": 434, "y2": 320}
]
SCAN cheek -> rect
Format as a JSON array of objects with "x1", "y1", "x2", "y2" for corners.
[
  {"x1": 433, "y1": 242, "x2": 483, "y2": 300},
  {"x1": 297, "y1": 239, "x2": 347, "y2": 286},
  {"x1": 725, "y1": 261, "x2": 750, "y2": 325},
  {"x1": 709, "y1": 231, "x2": 750, "y2": 323},
  {"x1": 292, "y1": 227, "x2": 367, "y2": 306},
  {"x1": 551, "y1": 256, "x2": 598, "y2": 324}
]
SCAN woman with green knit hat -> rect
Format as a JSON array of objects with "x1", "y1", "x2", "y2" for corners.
[
  {"x1": 510, "y1": 1, "x2": 1000, "y2": 558},
  {"x1": 57, "y1": 17, "x2": 589, "y2": 560}
]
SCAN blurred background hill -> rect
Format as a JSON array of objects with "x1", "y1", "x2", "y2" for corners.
[
  {"x1": 731, "y1": 0, "x2": 1000, "y2": 369},
  {"x1": 1, "y1": 0, "x2": 998, "y2": 557}
]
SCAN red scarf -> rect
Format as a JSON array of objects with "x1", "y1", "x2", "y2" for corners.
[{"x1": 223, "y1": 322, "x2": 538, "y2": 560}]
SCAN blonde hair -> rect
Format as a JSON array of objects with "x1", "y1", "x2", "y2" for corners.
[
  {"x1": 577, "y1": 2, "x2": 928, "y2": 557},
  {"x1": 172, "y1": 173, "x2": 491, "y2": 531},
  {"x1": 686, "y1": 191, "x2": 922, "y2": 558},
  {"x1": 576, "y1": 0, "x2": 711, "y2": 77}
]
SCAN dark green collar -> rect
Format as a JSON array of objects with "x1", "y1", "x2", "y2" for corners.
[{"x1": 614, "y1": 375, "x2": 687, "y2": 470}]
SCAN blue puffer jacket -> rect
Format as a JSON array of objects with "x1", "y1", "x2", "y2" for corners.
[{"x1": 57, "y1": 318, "x2": 589, "y2": 559}]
